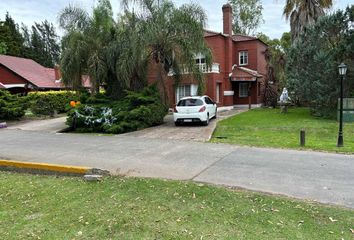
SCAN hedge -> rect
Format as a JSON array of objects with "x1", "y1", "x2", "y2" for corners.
[
  {"x1": 28, "y1": 91, "x2": 81, "y2": 116},
  {"x1": 67, "y1": 85, "x2": 168, "y2": 134},
  {"x1": 0, "y1": 90, "x2": 26, "y2": 120}
]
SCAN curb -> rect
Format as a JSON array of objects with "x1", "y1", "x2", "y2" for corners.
[{"x1": 0, "y1": 159, "x2": 109, "y2": 176}]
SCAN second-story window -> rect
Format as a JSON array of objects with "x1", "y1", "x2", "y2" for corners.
[
  {"x1": 239, "y1": 51, "x2": 248, "y2": 66},
  {"x1": 195, "y1": 54, "x2": 207, "y2": 72}
]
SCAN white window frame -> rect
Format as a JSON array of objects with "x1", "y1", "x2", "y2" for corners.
[
  {"x1": 176, "y1": 84, "x2": 198, "y2": 102},
  {"x1": 195, "y1": 53, "x2": 207, "y2": 73},
  {"x1": 239, "y1": 51, "x2": 248, "y2": 66},
  {"x1": 239, "y1": 83, "x2": 249, "y2": 98}
]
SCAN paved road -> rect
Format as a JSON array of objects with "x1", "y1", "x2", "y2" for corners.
[{"x1": 1, "y1": 129, "x2": 353, "y2": 208}]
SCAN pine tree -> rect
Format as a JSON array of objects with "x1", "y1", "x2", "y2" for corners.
[{"x1": 0, "y1": 13, "x2": 24, "y2": 56}]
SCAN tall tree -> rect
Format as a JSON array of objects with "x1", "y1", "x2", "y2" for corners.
[
  {"x1": 283, "y1": 0, "x2": 333, "y2": 41},
  {"x1": 59, "y1": 0, "x2": 115, "y2": 94},
  {"x1": 119, "y1": 0, "x2": 212, "y2": 103},
  {"x1": 33, "y1": 21, "x2": 60, "y2": 67},
  {"x1": 257, "y1": 32, "x2": 290, "y2": 89},
  {"x1": 0, "y1": 42, "x2": 6, "y2": 54},
  {"x1": 0, "y1": 13, "x2": 23, "y2": 56},
  {"x1": 228, "y1": 0, "x2": 264, "y2": 35},
  {"x1": 286, "y1": 6, "x2": 354, "y2": 117}
]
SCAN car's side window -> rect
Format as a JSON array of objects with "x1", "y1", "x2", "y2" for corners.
[{"x1": 204, "y1": 97, "x2": 213, "y2": 105}]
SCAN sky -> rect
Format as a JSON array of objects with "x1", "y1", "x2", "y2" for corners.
[{"x1": 0, "y1": 0, "x2": 352, "y2": 39}]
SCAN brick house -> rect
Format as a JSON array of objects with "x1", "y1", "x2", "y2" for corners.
[
  {"x1": 0, "y1": 54, "x2": 90, "y2": 94},
  {"x1": 149, "y1": 3, "x2": 268, "y2": 108}
]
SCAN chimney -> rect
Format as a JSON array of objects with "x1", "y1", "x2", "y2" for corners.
[
  {"x1": 222, "y1": 3, "x2": 233, "y2": 36},
  {"x1": 54, "y1": 64, "x2": 61, "y2": 80}
]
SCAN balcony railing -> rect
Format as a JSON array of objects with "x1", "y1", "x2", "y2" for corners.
[{"x1": 168, "y1": 63, "x2": 220, "y2": 76}]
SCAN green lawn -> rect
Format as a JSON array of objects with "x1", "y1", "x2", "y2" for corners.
[
  {"x1": 212, "y1": 107, "x2": 354, "y2": 153},
  {"x1": 0, "y1": 172, "x2": 353, "y2": 239}
]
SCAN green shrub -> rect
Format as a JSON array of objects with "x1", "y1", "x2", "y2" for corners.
[
  {"x1": 0, "y1": 90, "x2": 26, "y2": 120},
  {"x1": 67, "y1": 85, "x2": 168, "y2": 134},
  {"x1": 28, "y1": 91, "x2": 80, "y2": 116}
]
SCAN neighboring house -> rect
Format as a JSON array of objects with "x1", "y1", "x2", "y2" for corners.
[
  {"x1": 0, "y1": 54, "x2": 90, "y2": 94},
  {"x1": 149, "y1": 3, "x2": 268, "y2": 108}
]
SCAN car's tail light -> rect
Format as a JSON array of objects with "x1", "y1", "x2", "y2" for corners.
[
  {"x1": 199, "y1": 106, "x2": 206, "y2": 112},
  {"x1": 173, "y1": 106, "x2": 178, "y2": 113}
]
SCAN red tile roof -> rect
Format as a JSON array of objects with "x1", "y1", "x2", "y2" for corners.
[
  {"x1": 204, "y1": 29, "x2": 223, "y2": 37},
  {"x1": 232, "y1": 34, "x2": 257, "y2": 42},
  {"x1": 229, "y1": 65, "x2": 263, "y2": 81},
  {"x1": 0, "y1": 55, "x2": 62, "y2": 89},
  {"x1": 204, "y1": 30, "x2": 266, "y2": 46},
  {"x1": 0, "y1": 54, "x2": 91, "y2": 89}
]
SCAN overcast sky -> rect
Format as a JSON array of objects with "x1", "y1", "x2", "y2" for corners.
[{"x1": 0, "y1": 0, "x2": 352, "y2": 39}]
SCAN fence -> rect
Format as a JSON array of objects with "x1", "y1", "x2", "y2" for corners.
[{"x1": 338, "y1": 98, "x2": 354, "y2": 122}]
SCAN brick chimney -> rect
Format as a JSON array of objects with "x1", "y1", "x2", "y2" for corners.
[
  {"x1": 54, "y1": 64, "x2": 61, "y2": 80},
  {"x1": 222, "y1": 3, "x2": 233, "y2": 35}
]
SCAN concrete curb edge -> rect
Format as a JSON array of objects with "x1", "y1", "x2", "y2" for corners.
[{"x1": 0, "y1": 159, "x2": 109, "y2": 176}]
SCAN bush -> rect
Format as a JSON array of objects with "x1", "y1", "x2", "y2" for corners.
[
  {"x1": 28, "y1": 91, "x2": 80, "y2": 116},
  {"x1": 67, "y1": 85, "x2": 168, "y2": 134},
  {"x1": 0, "y1": 90, "x2": 26, "y2": 120}
]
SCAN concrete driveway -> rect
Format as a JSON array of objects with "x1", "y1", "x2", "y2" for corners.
[
  {"x1": 124, "y1": 108, "x2": 246, "y2": 142},
  {"x1": 4, "y1": 109, "x2": 244, "y2": 141},
  {"x1": 0, "y1": 129, "x2": 353, "y2": 209},
  {"x1": 7, "y1": 116, "x2": 67, "y2": 133}
]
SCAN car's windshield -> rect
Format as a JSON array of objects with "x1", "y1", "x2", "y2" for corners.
[{"x1": 177, "y1": 98, "x2": 203, "y2": 107}]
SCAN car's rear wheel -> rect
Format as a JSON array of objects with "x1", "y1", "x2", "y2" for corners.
[
  {"x1": 202, "y1": 114, "x2": 209, "y2": 126},
  {"x1": 175, "y1": 121, "x2": 181, "y2": 126}
]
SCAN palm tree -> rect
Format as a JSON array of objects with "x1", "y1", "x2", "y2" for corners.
[
  {"x1": 119, "y1": 0, "x2": 212, "y2": 102},
  {"x1": 59, "y1": 0, "x2": 114, "y2": 93},
  {"x1": 283, "y1": 0, "x2": 332, "y2": 41}
]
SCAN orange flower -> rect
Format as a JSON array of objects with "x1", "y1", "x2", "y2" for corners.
[{"x1": 70, "y1": 101, "x2": 76, "y2": 107}]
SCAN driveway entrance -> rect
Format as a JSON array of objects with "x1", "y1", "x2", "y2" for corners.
[{"x1": 124, "y1": 108, "x2": 246, "y2": 142}]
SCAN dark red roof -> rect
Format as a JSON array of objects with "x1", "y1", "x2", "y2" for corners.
[
  {"x1": 204, "y1": 30, "x2": 266, "y2": 46},
  {"x1": 204, "y1": 29, "x2": 223, "y2": 37},
  {"x1": 230, "y1": 65, "x2": 263, "y2": 81},
  {"x1": 232, "y1": 34, "x2": 257, "y2": 42},
  {"x1": 0, "y1": 55, "x2": 91, "y2": 89},
  {"x1": 0, "y1": 55, "x2": 62, "y2": 88}
]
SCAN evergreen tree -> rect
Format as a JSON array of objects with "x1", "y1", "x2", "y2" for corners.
[
  {"x1": 286, "y1": 6, "x2": 354, "y2": 117},
  {"x1": 0, "y1": 13, "x2": 60, "y2": 67},
  {"x1": 0, "y1": 13, "x2": 24, "y2": 56}
]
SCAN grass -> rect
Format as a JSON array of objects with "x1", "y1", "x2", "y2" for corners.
[
  {"x1": 212, "y1": 107, "x2": 354, "y2": 153},
  {"x1": 0, "y1": 172, "x2": 353, "y2": 239}
]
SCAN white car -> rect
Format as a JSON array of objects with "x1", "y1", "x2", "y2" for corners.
[{"x1": 173, "y1": 96, "x2": 217, "y2": 126}]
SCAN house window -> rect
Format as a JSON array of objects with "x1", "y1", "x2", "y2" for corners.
[
  {"x1": 176, "y1": 84, "x2": 198, "y2": 102},
  {"x1": 239, "y1": 83, "x2": 249, "y2": 98},
  {"x1": 239, "y1": 51, "x2": 248, "y2": 66},
  {"x1": 195, "y1": 54, "x2": 207, "y2": 72}
]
